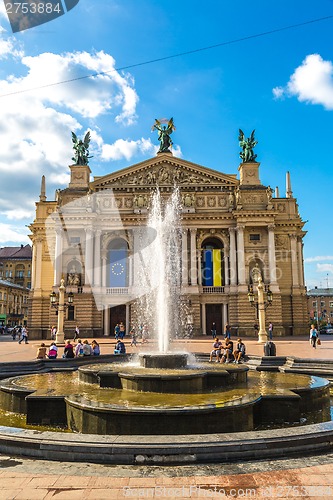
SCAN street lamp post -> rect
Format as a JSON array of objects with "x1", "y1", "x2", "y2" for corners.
[
  {"x1": 50, "y1": 278, "x2": 74, "y2": 345},
  {"x1": 248, "y1": 276, "x2": 273, "y2": 343}
]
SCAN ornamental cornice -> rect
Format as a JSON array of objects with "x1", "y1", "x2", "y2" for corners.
[{"x1": 91, "y1": 155, "x2": 239, "y2": 191}]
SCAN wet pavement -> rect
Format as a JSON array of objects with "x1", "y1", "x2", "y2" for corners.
[{"x1": 0, "y1": 333, "x2": 332, "y2": 498}]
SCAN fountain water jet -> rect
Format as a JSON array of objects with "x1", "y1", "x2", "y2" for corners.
[{"x1": 135, "y1": 188, "x2": 183, "y2": 353}]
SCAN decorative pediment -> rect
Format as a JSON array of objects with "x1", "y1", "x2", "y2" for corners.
[{"x1": 91, "y1": 154, "x2": 238, "y2": 191}]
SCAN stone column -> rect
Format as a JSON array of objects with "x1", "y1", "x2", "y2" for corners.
[
  {"x1": 223, "y1": 246, "x2": 229, "y2": 286},
  {"x1": 201, "y1": 303, "x2": 206, "y2": 335},
  {"x1": 223, "y1": 303, "x2": 228, "y2": 328},
  {"x1": 34, "y1": 238, "x2": 43, "y2": 290},
  {"x1": 198, "y1": 251, "x2": 202, "y2": 286},
  {"x1": 290, "y1": 234, "x2": 299, "y2": 287},
  {"x1": 128, "y1": 253, "x2": 133, "y2": 287},
  {"x1": 85, "y1": 228, "x2": 94, "y2": 286},
  {"x1": 126, "y1": 304, "x2": 130, "y2": 335},
  {"x1": 101, "y1": 253, "x2": 107, "y2": 288},
  {"x1": 94, "y1": 230, "x2": 101, "y2": 287},
  {"x1": 229, "y1": 228, "x2": 237, "y2": 286},
  {"x1": 31, "y1": 239, "x2": 37, "y2": 290},
  {"x1": 257, "y1": 277, "x2": 268, "y2": 343},
  {"x1": 236, "y1": 225, "x2": 246, "y2": 285},
  {"x1": 190, "y1": 228, "x2": 198, "y2": 286},
  {"x1": 54, "y1": 228, "x2": 63, "y2": 286},
  {"x1": 298, "y1": 237, "x2": 305, "y2": 287},
  {"x1": 182, "y1": 229, "x2": 188, "y2": 286},
  {"x1": 268, "y1": 224, "x2": 277, "y2": 284},
  {"x1": 56, "y1": 278, "x2": 65, "y2": 345},
  {"x1": 104, "y1": 307, "x2": 110, "y2": 336}
]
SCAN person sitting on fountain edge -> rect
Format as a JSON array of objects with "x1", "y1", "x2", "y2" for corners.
[
  {"x1": 233, "y1": 339, "x2": 246, "y2": 364},
  {"x1": 220, "y1": 338, "x2": 234, "y2": 363},
  {"x1": 209, "y1": 337, "x2": 223, "y2": 362},
  {"x1": 114, "y1": 338, "x2": 126, "y2": 355}
]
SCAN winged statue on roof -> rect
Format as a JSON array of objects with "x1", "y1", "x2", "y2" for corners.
[
  {"x1": 151, "y1": 117, "x2": 176, "y2": 153},
  {"x1": 238, "y1": 129, "x2": 258, "y2": 163},
  {"x1": 71, "y1": 131, "x2": 93, "y2": 165}
]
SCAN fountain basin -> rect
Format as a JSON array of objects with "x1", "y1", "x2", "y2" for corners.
[
  {"x1": 0, "y1": 365, "x2": 330, "y2": 435},
  {"x1": 139, "y1": 353, "x2": 188, "y2": 369},
  {"x1": 93, "y1": 365, "x2": 248, "y2": 393}
]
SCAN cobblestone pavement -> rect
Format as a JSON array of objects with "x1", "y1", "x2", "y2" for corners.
[
  {"x1": 0, "y1": 452, "x2": 332, "y2": 499},
  {"x1": 0, "y1": 334, "x2": 332, "y2": 498}
]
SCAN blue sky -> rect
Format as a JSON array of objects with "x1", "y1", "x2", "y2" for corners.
[{"x1": 0, "y1": 0, "x2": 333, "y2": 288}]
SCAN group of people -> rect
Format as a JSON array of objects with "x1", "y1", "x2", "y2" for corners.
[
  {"x1": 36, "y1": 338, "x2": 101, "y2": 359},
  {"x1": 114, "y1": 322, "x2": 126, "y2": 340},
  {"x1": 210, "y1": 337, "x2": 246, "y2": 364}
]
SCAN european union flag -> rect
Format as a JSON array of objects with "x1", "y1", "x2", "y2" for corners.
[{"x1": 109, "y1": 249, "x2": 127, "y2": 287}]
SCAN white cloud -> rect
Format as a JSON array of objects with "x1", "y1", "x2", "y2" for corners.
[
  {"x1": 0, "y1": 37, "x2": 23, "y2": 59},
  {"x1": 272, "y1": 86, "x2": 284, "y2": 99},
  {"x1": 3, "y1": 50, "x2": 139, "y2": 122},
  {"x1": 101, "y1": 138, "x2": 155, "y2": 161},
  {"x1": 0, "y1": 223, "x2": 30, "y2": 244},
  {"x1": 273, "y1": 54, "x2": 333, "y2": 109},
  {"x1": 1, "y1": 209, "x2": 34, "y2": 221},
  {"x1": 304, "y1": 255, "x2": 333, "y2": 263},
  {"x1": 0, "y1": 43, "x2": 143, "y2": 245},
  {"x1": 317, "y1": 263, "x2": 333, "y2": 274}
]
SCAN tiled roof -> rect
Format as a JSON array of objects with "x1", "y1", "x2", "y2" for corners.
[
  {"x1": 307, "y1": 288, "x2": 333, "y2": 296},
  {"x1": 0, "y1": 245, "x2": 32, "y2": 259},
  {"x1": 0, "y1": 279, "x2": 30, "y2": 291}
]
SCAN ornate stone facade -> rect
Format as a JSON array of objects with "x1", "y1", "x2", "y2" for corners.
[{"x1": 28, "y1": 152, "x2": 308, "y2": 340}]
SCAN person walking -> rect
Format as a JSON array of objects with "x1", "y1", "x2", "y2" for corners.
[
  {"x1": 224, "y1": 324, "x2": 231, "y2": 340},
  {"x1": 211, "y1": 322, "x2": 217, "y2": 339},
  {"x1": 50, "y1": 325, "x2": 57, "y2": 341},
  {"x1": 130, "y1": 328, "x2": 137, "y2": 347},
  {"x1": 309, "y1": 324, "x2": 319, "y2": 349},
  {"x1": 18, "y1": 326, "x2": 28, "y2": 344},
  {"x1": 73, "y1": 325, "x2": 79, "y2": 341},
  {"x1": 114, "y1": 323, "x2": 120, "y2": 340},
  {"x1": 119, "y1": 322, "x2": 125, "y2": 339}
]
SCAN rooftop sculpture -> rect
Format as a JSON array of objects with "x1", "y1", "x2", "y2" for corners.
[
  {"x1": 152, "y1": 117, "x2": 176, "y2": 153},
  {"x1": 239, "y1": 129, "x2": 258, "y2": 163},
  {"x1": 71, "y1": 131, "x2": 92, "y2": 165}
]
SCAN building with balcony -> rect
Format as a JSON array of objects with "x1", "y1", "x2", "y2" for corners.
[
  {"x1": 307, "y1": 287, "x2": 333, "y2": 325},
  {"x1": 0, "y1": 278, "x2": 30, "y2": 327},
  {"x1": 0, "y1": 245, "x2": 32, "y2": 289},
  {"x1": 28, "y1": 149, "x2": 308, "y2": 340}
]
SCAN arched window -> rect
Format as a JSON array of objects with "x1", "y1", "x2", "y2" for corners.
[
  {"x1": 201, "y1": 238, "x2": 224, "y2": 286},
  {"x1": 107, "y1": 239, "x2": 128, "y2": 287}
]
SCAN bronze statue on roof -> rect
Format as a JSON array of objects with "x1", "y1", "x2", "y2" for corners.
[
  {"x1": 239, "y1": 129, "x2": 258, "y2": 163},
  {"x1": 152, "y1": 117, "x2": 176, "y2": 153},
  {"x1": 71, "y1": 131, "x2": 92, "y2": 165}
]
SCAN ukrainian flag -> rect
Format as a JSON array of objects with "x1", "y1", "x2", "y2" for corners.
[{"x1": 202, "y1": 249, "x2": 222, "y2": 286}]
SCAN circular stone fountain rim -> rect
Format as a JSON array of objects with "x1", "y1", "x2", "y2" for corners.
[
  {"x1": 0, "y1": 419, "x2": 332, "y2": 465},
  {"x1": 65, "y1": 393, "x2": 260, "y2": 412}
]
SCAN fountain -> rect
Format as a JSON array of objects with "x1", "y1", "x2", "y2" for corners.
[{"x1": 0, "y1": 188, "x2": 331, "y2": 462}]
